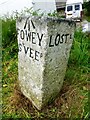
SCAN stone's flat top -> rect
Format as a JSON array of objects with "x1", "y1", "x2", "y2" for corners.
[{"x1": 17, "y1": 15, "x2": 76, "y2": 26}]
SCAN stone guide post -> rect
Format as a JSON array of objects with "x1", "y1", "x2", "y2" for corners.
[{"x1": 16, "y1": 16, "x2": 76, "y2": 110}]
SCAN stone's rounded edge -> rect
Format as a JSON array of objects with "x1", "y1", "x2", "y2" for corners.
[{"x1": 16, "y1": 15, "x2": 76, "y2": 27}]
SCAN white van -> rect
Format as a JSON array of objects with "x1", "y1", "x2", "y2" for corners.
[{"x1": 65, "y1": 0, "x2": 83, "y2": 20}]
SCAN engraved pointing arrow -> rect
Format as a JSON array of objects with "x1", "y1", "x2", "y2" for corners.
[{"x1": 24, "y1": 17, "x2": 35, "y2": 30}]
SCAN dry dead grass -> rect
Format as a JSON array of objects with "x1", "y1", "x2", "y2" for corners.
[{"x1": 6, "y1": 80, "x2": 85, "y2": 119}]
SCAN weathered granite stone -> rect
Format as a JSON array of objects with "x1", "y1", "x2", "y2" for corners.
[{"x1": 17, "y1": 16, "x2": 76, "y2": 110}]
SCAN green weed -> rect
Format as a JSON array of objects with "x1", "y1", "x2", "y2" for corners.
[
  {"x1": 69, "y1": 30, "x2": 89, "y2": 67},
  {"x1": 2, "y1": 18, "x2": 17, "y2": 48}
]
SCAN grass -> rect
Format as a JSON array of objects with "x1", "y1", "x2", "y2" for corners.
[{"x1": 2, "y1": 18, "x2": 90, "y2": 119}]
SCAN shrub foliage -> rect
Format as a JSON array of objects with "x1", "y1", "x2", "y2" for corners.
[
  {"x1": 2, "y1": 18, "x2": 17, "y2": 48},
  {"x1": 83, "y1": 1, "x2": 90, "y2": 16}
]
